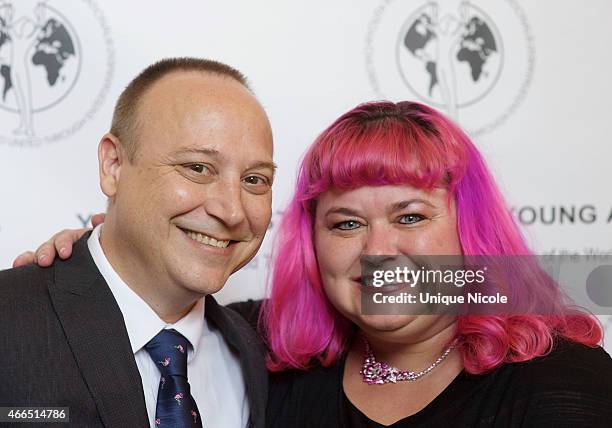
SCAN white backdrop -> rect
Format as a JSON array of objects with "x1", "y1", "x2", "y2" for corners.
[{"x1": 0, "y1": 0, "x2": 610, "y2": 351}]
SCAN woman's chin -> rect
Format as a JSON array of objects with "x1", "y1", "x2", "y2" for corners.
[{"x1": 356, "y1": 313, "x2": 418, "y2": 334}]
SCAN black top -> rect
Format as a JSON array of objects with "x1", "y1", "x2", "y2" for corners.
[
  {"x1": 229, "y1": 300, "x2": 612, "y2": 427},
  {"x1": 267, "y1": 339, "x2": 612, "y2": 428}
]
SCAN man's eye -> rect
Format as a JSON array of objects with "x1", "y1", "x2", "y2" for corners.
[
  {"x1": 334, "y1": 220, "x2": 361, "y2": 230},
  {"x1": 182, "y1": 163, "x2": 215, "y2": 176},
  {"x1": 242, "y1": 175, "x2": 271, "y2": 195},
  {"x1": 399, "y1": 214, "x2": 425, "y2": 225},
  {"x1": 187, "y1": 164, "x2": 207, "y2": 174},
  {"x1": 178, "y1": 163, "x2": 215, "y2": 183},
  {"x1": 244, "y1": 175, "x2": 266, "y2": 185}
]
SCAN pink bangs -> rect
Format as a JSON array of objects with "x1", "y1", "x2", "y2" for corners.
[{"x1": 302, "y1": 102, "x2": 469, "y2": 201}]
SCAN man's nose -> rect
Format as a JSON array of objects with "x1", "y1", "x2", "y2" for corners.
[{"x1": 202, "y1": 181, "x2": 247, "y2": 229}]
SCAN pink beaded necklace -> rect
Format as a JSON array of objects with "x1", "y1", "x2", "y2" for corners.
[{"x1": 360, "y1": 338, "x2": 456, "y2": 385}]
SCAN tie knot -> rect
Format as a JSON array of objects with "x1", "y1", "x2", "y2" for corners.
[{"x1": 145, "y1": 329, "x2": 190, "y2": 377}]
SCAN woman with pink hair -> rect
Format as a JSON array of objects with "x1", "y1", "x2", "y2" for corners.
[
  {"x1": 257, "y1": 100, "x2": 610, "y2": 426},
  {"x1": 19, "y1": 101, "x2": 612, "y2": 426}
]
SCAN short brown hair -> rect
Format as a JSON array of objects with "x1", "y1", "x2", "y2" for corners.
[{"x1": 110, "y1": 57, "x2": 250, "y2": 160}]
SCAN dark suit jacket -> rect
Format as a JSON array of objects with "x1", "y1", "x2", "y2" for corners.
[{"x1": 0, "y1": 235, "x2": 268, "y2": 427}]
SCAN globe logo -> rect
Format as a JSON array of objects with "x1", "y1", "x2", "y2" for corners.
[
  {"x1": 0, "y1": 0, "x2": 113, "y2": 146},
  {"x1": 366, "y1": 0, "x2": 534, "y2": 136},
  {"x1": 397, "y1": 3, "x2": 502, "y2": 118}
]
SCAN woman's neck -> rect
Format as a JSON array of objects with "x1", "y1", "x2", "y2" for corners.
[{"x1": 357, "y1": 317, "x2": 458, "y2": 370}]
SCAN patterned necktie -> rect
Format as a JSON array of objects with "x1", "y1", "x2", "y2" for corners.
[{"x1": 145, "y1": 329, "x2": 203, "y2": 427}]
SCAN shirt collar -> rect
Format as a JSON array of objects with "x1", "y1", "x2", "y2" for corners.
[{"x1": 87, "y1": 224, "x2": 205, "y2": 356}]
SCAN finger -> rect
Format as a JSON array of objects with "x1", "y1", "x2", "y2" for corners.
[
  {"x1": 54, "y1": 229, "x2": 78, "y2": 259},
  {"x1": 34, "y1": 241, "x2": 58, "y2": 267},
  {"x1": 91, "y1": 213, "x2": 106, "y2": 227},
  {"x1": 12, "y1": 251, "x2": 35, "y2": 268}
]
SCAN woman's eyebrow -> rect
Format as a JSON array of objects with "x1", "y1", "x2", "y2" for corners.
[
  {"x1": 389, "y1": 199, "x2": 436, "y2": 211},
  {"x1": 325, "y1": 207, "x2": 362, "y2": 217}
]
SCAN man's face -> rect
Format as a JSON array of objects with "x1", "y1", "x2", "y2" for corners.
[{"x1": 109, "y1": 71, "x2": 274, "y2": 299}]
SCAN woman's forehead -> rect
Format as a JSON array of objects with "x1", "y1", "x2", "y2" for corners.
[{"x1": 316, "y1": 185, "x2": 449, "y2": 208}]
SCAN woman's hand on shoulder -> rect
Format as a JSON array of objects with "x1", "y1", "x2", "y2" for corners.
[{"x1": 12, "y1": 213, "x2": 106, "y2": 267}]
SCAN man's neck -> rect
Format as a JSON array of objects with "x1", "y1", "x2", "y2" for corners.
[{"x1": 98, "y1": 224, "x2": 201, "y2": 324}]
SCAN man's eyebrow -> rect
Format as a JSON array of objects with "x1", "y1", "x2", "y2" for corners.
[
  {"x1": 170, "y1": 148, "x2": 221, "y2": 157},
  {"x1": 169, "y1": 148, "x2": 276, "y2": 172},
  {"x1": 248, "y1": 161, "x2": 277, "y2": 172}
]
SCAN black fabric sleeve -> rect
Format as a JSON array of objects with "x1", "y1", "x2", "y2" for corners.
[{"x1": 226, "y1": 298, "x2": 264, "y2": 332}]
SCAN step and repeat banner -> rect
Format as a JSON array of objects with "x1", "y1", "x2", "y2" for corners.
[{"x1": 0, "y1": 0, "x2": 610, "y2": 349}]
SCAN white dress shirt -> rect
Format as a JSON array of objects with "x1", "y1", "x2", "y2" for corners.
[{"x1": 87, "y1": 225, "x2": 250, "y2": 428}]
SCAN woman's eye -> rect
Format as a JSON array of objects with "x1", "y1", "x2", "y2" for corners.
[
  {"x1": 399, "y1": 214, "x2": 425, "y2": 225},
  {"x1": 335, "y1": 220, "x2": 361, "y2": 230}
]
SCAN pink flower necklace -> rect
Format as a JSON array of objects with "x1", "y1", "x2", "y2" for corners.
[{"x1": 360, "y1": 337, "x2": 456, "y2": 384}]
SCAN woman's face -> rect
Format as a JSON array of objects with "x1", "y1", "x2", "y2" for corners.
[{"x1": 314, "y1": 184, "x2": 462, "y2": 343}]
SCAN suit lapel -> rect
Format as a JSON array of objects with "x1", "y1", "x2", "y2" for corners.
[
  {"x1": 48, "y1": 235, "x2": 149, "y2": 427},
  {"x1": 205, "y1": 296, "x2": 268, "y2": 428}
]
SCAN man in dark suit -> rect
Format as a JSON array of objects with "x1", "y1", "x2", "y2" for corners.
[{"x1": 0, "y1": 58, "x2": 273, "y2": 427}]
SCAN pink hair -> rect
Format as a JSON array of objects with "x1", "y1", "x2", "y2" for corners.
[{"x1": 261, "y1": 101, "x2": 602, "y2": 374}]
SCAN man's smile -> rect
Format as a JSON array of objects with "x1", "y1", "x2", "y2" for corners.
[{"x1": 178, "y1": 227, "x2": 233, "y2": 249}]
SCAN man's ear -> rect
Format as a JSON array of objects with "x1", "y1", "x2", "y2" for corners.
[{"x1": 98, "y1": 133, "x2": 125, "y2": 198}]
